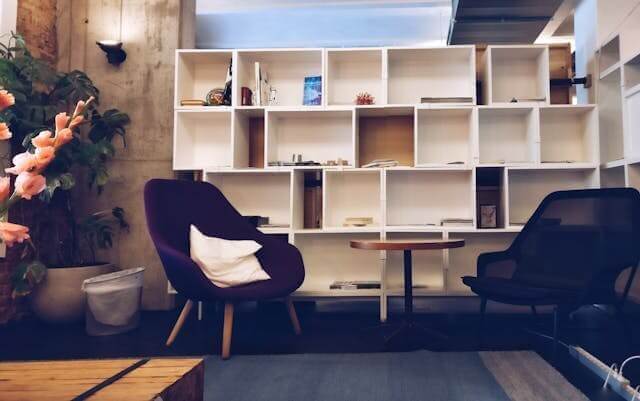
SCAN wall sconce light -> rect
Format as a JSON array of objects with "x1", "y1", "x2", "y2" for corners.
[{"x1": 96, "y1": 40, "x2": 127, "y2": 66}]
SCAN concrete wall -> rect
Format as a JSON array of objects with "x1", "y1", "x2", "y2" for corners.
[{"x1": 57, "y1": 0, "x2": 195, "y2": 310}]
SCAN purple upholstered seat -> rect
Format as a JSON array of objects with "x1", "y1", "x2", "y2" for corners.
[{"x1": 144, "y1": 179, "x2": 305, "y2": 302}]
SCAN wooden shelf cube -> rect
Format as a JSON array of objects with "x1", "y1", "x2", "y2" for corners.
[
  {"x1": 416, "y1": 107, "x2": 476, "y2": 166},
  {"x1": 507, "y1": 168, "x2": 598, "y2": 227},
  {"x1": 237, "y1": 50, "x2": 323, "y2": 107},
  {"x1": 326, "y1": 49, "x2": 383, "y2": 106},
  {"x1": 483, "y1": 45, "x2": 550, "y2": 105},
  {"x1": 174, "y1": 110, "x2": 232, "y2": 170},
  {"x1": 539, "y1": 105, "x2": 598, "y2": 164},
  {"x1": 266, "y1": 109, "x2": 354, "y2": 166},
  {"x1": 204, "y1": 170, "x2": 292, "y2": 227},
  {"x1": 324, "y1": 169, "x2": 382, "y2": 229},
  {"x1": 478, "y1": 106, "x2": 538, "y2": 165},
  {"x1": 387, "y1": 47, "x2": 475, "y2": 105},
  {"x1": 385, "y1": 169, "x2": 474, "y2": 227},
  {"x1": 175, "y1": 50, "x2": 232, "y2": 108}
]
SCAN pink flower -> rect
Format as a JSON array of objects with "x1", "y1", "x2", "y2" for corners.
[
  {"x1": 0, "y1": 90, "x2": 15, "y2": 111},
  {"x1": 5, "y1": 152, "x2": 37, "y2": 175},
  {"x1": 73, "y1": 100, "x2": 87, "y2": 117},
  {"x1": 35, "y1": 146, "x2": 55, "y2": 172},
  {"x1": 14, "y1": 172, "x2": 46, "y2": 200},
  {"x1": 69, "y1": 115, "x2": 84, "y2": 130},
  {"x1": 31, "y1": 130, "x2": 55, "y2": 148},
  {"x1": 0, "y1": 177, "x2": 10, "y2": 202},
  {"x1": 0, "y1": 222, "x2": 30, "y2": 247},
  {"x1": 54, "y1": 128, "x2": 73, "y2": 148},
  {"x1": 55, "y1": 112, "x2": 69, "y2": 132},
  {"x1": 0, "y1": 123, "x2": 12, "y2": 140}
]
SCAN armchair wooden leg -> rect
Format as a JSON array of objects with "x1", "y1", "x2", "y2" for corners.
[
  {"x1": 166, "y1": 300, "x2": 193, "y2": 346},
  {"x1": 221, "y1": 302, "x2": 234, "y2": 360},
  {"x1": 285, "y1": 298, "x2": 302, "y2": 335}
]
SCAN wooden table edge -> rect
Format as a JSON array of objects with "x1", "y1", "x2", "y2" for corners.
[{"x1": 349, "y1": 239, "x2": 465, "y2": 251}]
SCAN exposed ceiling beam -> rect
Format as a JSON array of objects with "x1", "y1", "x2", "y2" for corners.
[{"x1": 536, "y1": 0, "x2": 577, "y2": 44}]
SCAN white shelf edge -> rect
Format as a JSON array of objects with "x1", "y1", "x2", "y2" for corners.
[
  {"x1": 293, "y1": 289, "x2": 381, "y2": 297},
  {"x1": 624, "y1": 82, "x2": 640, "y2": 98},
  {"x1": 599, "y1": 62, "x2": 621, "y2": 80},
  {"x1": 293, "y1": 227, "x2": 382, "y2": 234},
  {"x1": 601, "y1": 159, "x2": 627, "y2": 169}
]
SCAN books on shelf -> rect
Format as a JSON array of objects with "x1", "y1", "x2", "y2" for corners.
[
  {"x1": 421, "y1": 96, "x2": 473, "y2": 104},
  {"x1": 343, "y1": 217, "x2": 373, "y2": 227},
  {"x1": 259, "y1": 223, "x2": 290, "y2": 229},
  {"x1": 304, "y1": 171, "x2": 322, "y2": 229},
  {"x1": 361, "y1": 159, "x2": 399, "y2": 168},
  {"x1": 330, "y1": 281, "x2": 380, "y2": 290},
  {"x1": 254, "y1": 62, "x2": 270, "y2": 106},
  {"x1": 440, "y1": 218, "x2": 474, "y2": 227},
  {"x1": 180, "y1": 99, "x2": 206, "y2": 106}
]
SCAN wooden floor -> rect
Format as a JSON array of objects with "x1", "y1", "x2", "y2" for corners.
[{"x1": 0, "y1": 358, "x2": 204, "y2": 401}]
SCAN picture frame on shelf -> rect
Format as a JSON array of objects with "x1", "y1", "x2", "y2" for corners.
[{"x1": 479, "y1": 204, "x2": 497, "y2": 229}]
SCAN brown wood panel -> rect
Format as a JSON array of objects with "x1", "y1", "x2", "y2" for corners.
[
  {"x1": 249, "y1": 117, "x2": 265, "y2": 168},
  {"x1": 549, "y1": 43, "x2": 573, "y2": 104},
  {"x1": 351, "y1": 239, "x2": 465, "y2": 251},
  {"x1": 0, "y1": 358, "x2": 204, "y2": 401},
  {"x1": 358, "y1": 116, "x2": 414, "y2": 167}
]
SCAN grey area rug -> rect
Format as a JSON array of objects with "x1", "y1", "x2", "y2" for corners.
[{"x1": 204, "y1": 350, "x2": 588, "y2": 401}]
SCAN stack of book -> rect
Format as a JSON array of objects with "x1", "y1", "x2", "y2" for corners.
[
  {"x1": 304, "y1": 171, "x2": 322, "y2": 229},
  {"x1": 180, "y1": 99, "x2": 206, "y2": 106},
  {"x1": 329, "y1": 281, "x2": 381, "y2": 290},
  {"x1": 343, "y1": 217, "x2": 373, "y2": 227},
  {"x1": 440, "y1": 218, "x2": 474, "y2": 227},
  {"x1": 361, "y1": 159, "x2": 399, "y2": 168}
]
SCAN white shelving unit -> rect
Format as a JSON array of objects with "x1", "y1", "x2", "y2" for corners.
[
  {"x1": 481, "y1": 45, "x2": 550, "y2": 105},
  {"x1": 326, "y1": 49, "x2": 384, "y2": 106},
  {"x1": 174, "y1": 45, "x2": 600, "y2": 322},
  {"x1": 415, "y1": 107, "x2": 476, "y2": 166},
  {"x1": 236, "y1": 49, "x2": 323, "y2": 107},
  {"x1": 175, "y1": 50, "x2": 233, "y2": 109},
  {"x1": 596, "y1": 29, "x2": 640, "y2": 193},
  {"x1": 385, "y1": 168, "x2": 475, "y2": 228},
  {"x1": 539, "y1": 105, "x2": 598, "y2": 165},
  {"x1": 478, "y1": 106, "x2": 538, "y2": 165},
  {"x1": 174, "y1": 109, "x2": 232, "y2": 170},
  {"x1": 387, "y1": 46, "x2": 476, "y2": 105}
]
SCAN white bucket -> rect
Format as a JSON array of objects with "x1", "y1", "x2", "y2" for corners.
[{"x1": 82, "y1": 267, "x2": 145, "y2": 336}]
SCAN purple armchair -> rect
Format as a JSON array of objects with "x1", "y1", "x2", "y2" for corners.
[{"x1": 144, "y1": 179, "x2": 305, "y2": 359}]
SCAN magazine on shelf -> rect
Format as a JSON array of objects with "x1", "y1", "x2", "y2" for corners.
[{"x1": 303, "y1": 76, "x2": 322, "y2": 105}]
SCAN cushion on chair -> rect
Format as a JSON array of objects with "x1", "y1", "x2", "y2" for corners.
[
  {"x1": 190, "y1": 225, "x2": 271, "y2": 288},
  {"x1": 461, "y1": 276, "x2": 580, "y2": 306}
]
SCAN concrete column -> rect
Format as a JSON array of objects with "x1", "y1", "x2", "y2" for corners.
[{"x1": 57, "y1": 0, "x2": 195, "y2": 310}]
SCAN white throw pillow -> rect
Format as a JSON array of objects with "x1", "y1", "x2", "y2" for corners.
[{"x1": 189, "y1": 225, "x2": 270, "y2": 288}]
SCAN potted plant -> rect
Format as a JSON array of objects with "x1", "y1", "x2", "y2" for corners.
[{"x1": 0, "y1": 34, "x2": 130, "y2": 323}]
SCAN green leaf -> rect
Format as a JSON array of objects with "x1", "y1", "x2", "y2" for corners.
[
  {"x1": 11, "y1": 259, "x2": 47, "y2": 298},
  {"x1": 39, "y1": 172, "x2": 76, "y2": 202},
  {"x1": 88, "y1": 108, "x2": 130, "y2": 146},
  {"x1": 50, "y1": 70, "x2": 100, "y2": 107}
]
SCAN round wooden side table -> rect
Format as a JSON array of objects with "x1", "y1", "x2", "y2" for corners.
[{"x1": 350, "y1": 238, "x2": 465, "y2": 348}]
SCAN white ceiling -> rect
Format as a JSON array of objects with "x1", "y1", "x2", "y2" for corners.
[
  {"x1": 196, "y1": 0, "x2": 450, "y2": 13},
  {"x1": 196, "y1": 0, "x2": 452, "y2": 48}
]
